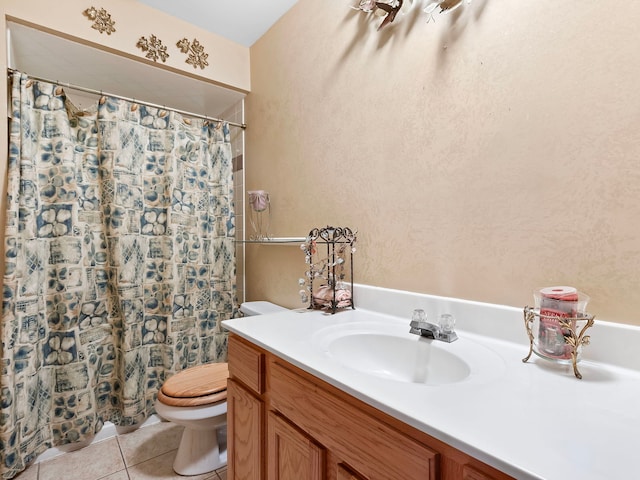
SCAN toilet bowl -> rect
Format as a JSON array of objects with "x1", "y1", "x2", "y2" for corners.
[
  {"x1": 155, "y1": 301, "x2": 287, "y2": 475},
  {"x1": 154, "y1": 363, "x2": 229, "y2": 475}
]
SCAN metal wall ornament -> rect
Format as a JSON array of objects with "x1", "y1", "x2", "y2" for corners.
[
  {"x1": 83, "y1": 7, "x2": 116, "y2": 35},
  {"x1": 137, "y1": 35, "x2": 170, "y2": 63},
  {"x1": 177, "y1": 38, "x2": 209, "y2": 70}
]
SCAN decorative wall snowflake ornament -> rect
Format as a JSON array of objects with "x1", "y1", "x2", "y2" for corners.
[
  {"x1": 83, "y1": 7, "x2": 116, "y2": 35},
  {"x1": 137, "y1": 35, "x2": 170, "y2": 63},
  {"x1": 177, "y1": 38, "x2": 209, "y2": 70}
]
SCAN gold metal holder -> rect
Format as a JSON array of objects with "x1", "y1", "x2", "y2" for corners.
[{"x1": 522, "y1": 306, "x2": 595, "y2": 379}]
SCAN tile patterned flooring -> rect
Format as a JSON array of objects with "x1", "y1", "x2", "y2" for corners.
[{"x1": 13, "y1": 421, "x2": 228, "y2": 480}]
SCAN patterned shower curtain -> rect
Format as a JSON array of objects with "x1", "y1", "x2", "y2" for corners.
[{"x1": 0, "y1": 72, "x2": 237, "y2": 478}]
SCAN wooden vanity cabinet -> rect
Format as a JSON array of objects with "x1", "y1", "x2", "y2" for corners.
[
  {"x1": 227, "y1": 334, "x2": 513, "y2": 480},
  {"x1": 227, "y1": 334, "x2": 267, "y2": 480}
]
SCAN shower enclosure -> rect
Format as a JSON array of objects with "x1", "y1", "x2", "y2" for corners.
[{"x1": 1, "y1": 21, "x2": 248, "y2": 479}]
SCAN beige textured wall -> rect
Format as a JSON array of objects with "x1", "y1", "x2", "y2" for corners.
[{"x1": 245, "y1": 0, "x2": 640, "y2": 325}]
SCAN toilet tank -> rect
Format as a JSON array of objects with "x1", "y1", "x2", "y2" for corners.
[{"x1": 240, "y1": 301, "x2": 287, "y2": 316}]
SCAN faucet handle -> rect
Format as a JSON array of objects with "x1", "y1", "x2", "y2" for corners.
[
  {"x1": 410, "y1": 309, "x2": 438, "y2": 338},
  {"x1": 410, "y1": 309, "x2": 430, "y2": 331},
  {"x1": 411, "y1": 309, "x2": 427, "y2": 323},
  {"x1": 439, "y1": 313, "x2": 456, "y2": 334},
  {"x1": 437, "y1": 313, "x2": 458, "y2": 342}
]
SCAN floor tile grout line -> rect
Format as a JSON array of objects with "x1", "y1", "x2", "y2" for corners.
[
  {"x1": 117, "y1": 429, "x2": 167, "y2": 469},
  {"x1": 120, "y1": 446, "x2": 179, "y2": 470},
  {"x1": 94, "y1": 468, "x2": 130, "y2": 480},
  {"x1": 113, "y1": 436, "x2": 131, "y2": 480}
]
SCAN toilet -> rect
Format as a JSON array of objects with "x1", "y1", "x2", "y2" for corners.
[{"x1": 154, "y1": 301, "x2": 287, "y2": 476}]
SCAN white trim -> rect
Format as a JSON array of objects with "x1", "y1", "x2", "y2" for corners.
[{"x1": 34, "y1": 415, "x2": 163, "y2": 464}]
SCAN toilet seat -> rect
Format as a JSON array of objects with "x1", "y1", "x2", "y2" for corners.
[{"x1": 158, "y1": 363, "x2": 229, "y2": 407}]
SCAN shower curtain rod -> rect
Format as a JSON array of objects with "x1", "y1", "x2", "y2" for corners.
[{"x1": 7, "y1": 68, "x2": 247, "y2": 129}]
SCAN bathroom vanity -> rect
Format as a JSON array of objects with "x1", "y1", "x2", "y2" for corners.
[
  {"x1": 227, "y1": 332, "x2": 511, "y2": 480},
  {"x1": 223, "y1": 285, "x2": 640, "y2": 480}
]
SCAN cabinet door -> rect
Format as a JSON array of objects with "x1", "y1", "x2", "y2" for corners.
[
  {"x1": 269, "y1": 361, "x2": 438, "y2": 480},
  {"x1": 268, "y1": 412, "x2": 325, "y2": 480},
  {"x1": 337, "y1": 463, "x2": 368, "y2": 480},
  {"x1": 228, "y1": 379, "x2": 264, "y2": 480}
]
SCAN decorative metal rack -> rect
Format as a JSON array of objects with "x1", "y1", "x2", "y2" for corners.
[
  {"x1": 302, "y1": 226, "x2": 356, "y2": 314},
  {"x1": 522, "y1": 306, "x2": 595, "y2": 379}
]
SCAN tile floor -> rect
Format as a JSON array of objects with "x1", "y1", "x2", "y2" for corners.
[{"x1": 13, "y1": 421, "x2": 228, "y2": 480}]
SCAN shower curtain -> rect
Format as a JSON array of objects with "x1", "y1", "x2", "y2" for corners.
[{"x1": 0, "y1": 72, "x2": 237, "y2": 478}]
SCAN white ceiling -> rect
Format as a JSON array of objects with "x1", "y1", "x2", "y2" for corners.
[
  {"x1": 137, "y1": 0, "x2": 300, "y2": 47},
  {"x1": 7, "y1": 1, "x2": 299, "y2": 120}
]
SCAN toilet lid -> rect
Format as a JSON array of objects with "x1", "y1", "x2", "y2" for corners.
[{"x1": 159, "y1": 363, "x2": 228, "y2": 406}]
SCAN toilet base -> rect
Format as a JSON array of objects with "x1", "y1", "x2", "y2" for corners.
[{"x1": 173, "y1": 425, "x2": 227, "y2": 476}]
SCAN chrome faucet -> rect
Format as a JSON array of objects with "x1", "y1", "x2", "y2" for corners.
[{"x1": 409, "y1": 310, "x2": 458, "y2": 343}]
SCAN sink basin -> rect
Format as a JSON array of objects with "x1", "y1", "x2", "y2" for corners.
[{"x1": 313, "y1": 321, "x2": 505, "y2": 386}]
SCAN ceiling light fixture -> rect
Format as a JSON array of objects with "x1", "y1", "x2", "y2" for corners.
[{"x1": 351, "y1": 0, "x2": 472, "y2": 29}]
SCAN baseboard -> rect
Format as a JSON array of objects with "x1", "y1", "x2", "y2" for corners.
[{"x1": 34, "y1": 414, "x2": 163, "y2": 464}]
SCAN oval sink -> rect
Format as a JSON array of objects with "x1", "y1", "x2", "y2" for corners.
[
  {"x1": 328, "y1": 332, "x2": 469, "y2": 384},
  {"x1": 313, "y1": 321, "x2": 505, "y2": 386}
]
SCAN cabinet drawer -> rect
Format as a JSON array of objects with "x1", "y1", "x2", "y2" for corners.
[
  {"x1": 269, "y1": 360, "x2": 438, "y2": 480},
  {"x1": 228, "y1": 334, "x2": 264, "y2": 394}
]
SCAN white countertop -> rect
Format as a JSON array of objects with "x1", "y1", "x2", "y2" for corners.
[{"x1": 223, "y1": 286, "x2": 640, "y2": 480}]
